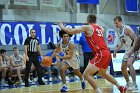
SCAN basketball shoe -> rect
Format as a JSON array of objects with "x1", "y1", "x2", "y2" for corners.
[
  {"x1": 81, "y1": 80, "x2": 86, "y2": 89},
  {"x1": 119, "y1": 86, "x2": 127, "y2": 93},
  {"x1": 60, "y1": 85, "x2": 68, "y2": 92}
]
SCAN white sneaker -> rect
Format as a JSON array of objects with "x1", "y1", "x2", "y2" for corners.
[
  {"x1": 33, "y1": 78, "x2": 37, "y2": 82},
  {"x1": 128, "y1": 84, "x2": 138, "y2": 91},
  {"x1": 58, "y1": 76, "x2": 62, "y2": 80},
  {"x1": 42, "y1": 77, "x2": 47, "y2": 82},
  {"x1": 19, "y1": 80, "x2": 25, "y2": 85},
  {"x1": 126, "y1": 82, "x2": 132, "y2": 88},
  {"x1": 28, "y1": 79, "x2": 33, "y2": 83},
  {"x1": 48, "y1": 77, "x2": 53, "y2": 82},
  {"x1": 1, "y1": 81, "x2": 7, "y2": 86}
]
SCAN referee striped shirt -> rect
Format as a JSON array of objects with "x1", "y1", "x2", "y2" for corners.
[{"x1": 24, "y1": 37, "x2": 39, "y2": 53}]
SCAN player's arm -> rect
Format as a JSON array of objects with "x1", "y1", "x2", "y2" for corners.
[
  {"x1": 114, "y1": 41, "x2": 123, "y2": 53},
  {"x1": 37, "y1": 45, "x2": 42, "y2": 56},
  {"x1": 58, "y1": 43, "x2": 74, "y2": 59},
  {"x1": 125, "y1": 26, "x2": 137, "y2": 56},
  {"x1": 57, "y1": 22, "x2": 89, "y2": 34},
  {"x1": 0, "y1": 56, "x2": 2, "y2": 67},
  {"x1": 10, "y1": 56, "x2": 21, "y2": 67},
  {"x1": 51, "y1": 44, "x2": 61, "y2": 58}
]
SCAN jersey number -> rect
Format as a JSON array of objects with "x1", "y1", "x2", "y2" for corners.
[{"x1": 97, "y1": 29, "x2": 103, "y2": 37}]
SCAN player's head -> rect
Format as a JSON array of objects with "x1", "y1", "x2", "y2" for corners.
[
  {"x1": 113, "y1": 16, "x2": 123, "y2": 28},
  {"x1": 0, "y1": 49, "x2": 6, "y2": 57},
  {"x1": 87, "y1": 14, "x2": 96, "y2": 24},
  {"x1": 30, "y1": 29, "x2": 36, "y2": 38},
  {"x1": 48, "y1": 42, "x2": 56, "y2": 50},
  {"x1": 59, "y1": 30, "x2": 73, "y2": 42},
  {"x1": 13, "y1": 47, "x2": 19, "y2": 55},
  {"x1": 59, "y1": 30, "x2": 73, "y2": 38}
]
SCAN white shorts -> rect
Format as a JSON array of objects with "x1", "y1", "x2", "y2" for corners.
[
  {"x1": 123, "y1": 50, "x2": 139, "y2": 62},
  {"x1": 63, "y1": 59, "x2": 79, "y2": 69}
]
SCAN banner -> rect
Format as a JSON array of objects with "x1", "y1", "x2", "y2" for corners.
[
  {"x1": 14, "y1": 0, "x2": 37, "y2": 6},
  {"x1": 105, "y1": 29, "x2": 119, "y2": 49},
  {"x1": 0, "y1": 22, "x2": 83, "y2": 45},
  {"x1": 76, "y1": 0, "x2": 99, "y2": 4},
  {"x1": 125, "y1": 0, "x2": 139, "y2": 12}
]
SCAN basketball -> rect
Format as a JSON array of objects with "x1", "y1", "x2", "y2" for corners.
[{"x1": 42, "y1": 56, "x2": 52, "y2": 66}]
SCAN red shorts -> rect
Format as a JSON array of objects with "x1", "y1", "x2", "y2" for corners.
[{"x1": 90, "y1": 50, "x2": 111, "y2": 69}]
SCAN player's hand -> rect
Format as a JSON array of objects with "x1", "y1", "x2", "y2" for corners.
[
  {"x1": 56, "y1": 56, "x2": 60, "y2": 62},
  {"x1": 57, "y1": 21, "x2": 64, "y2": 28},
  {"x1": 26, "y1": 56, "x2": 29, "y2": 61},
  {"x1": 113, "y1": 52, "x2": 116, "y2": 58}
]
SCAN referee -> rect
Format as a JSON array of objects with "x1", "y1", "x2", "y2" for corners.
[{"x1": 24, "y1": 29, "x2": 45, "y2": 87}]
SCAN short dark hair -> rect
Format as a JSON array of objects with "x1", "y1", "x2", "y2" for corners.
[
  {"x1": 114, "y1": 16, "x2": 122, "y2": 22},
  {"x1": 48, "y1": 42, "x2": 56, "y2": 49},
  {"x1": 0, "y1": 49, "x2": 6, "y2": 54},
  {"x1": 13, "y1": 47, "x2": 18, "y2": 50},
  {"x1": 87, "y1": 14, "x2": 96, "y2": 23},
  {"x1": 30, "y1": 29, "x2": 35, "y2": 32},
  {"x1": 59, "y1": 30, "x2": 73, "y2": 38}
]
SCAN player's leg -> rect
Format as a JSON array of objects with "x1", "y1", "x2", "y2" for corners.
[
  {"x1": 121, "y1": 61, "x2": 130, "y2": 87},
  {"x1": 127, "y1": 57, "x2": 138, "y2": 90},
  {"x1": 98, "y1": 68, "x2": 127, "y2": 93},
  {"x1": 15, "y1": 67, "x2": 23, "y2": 84},
  {"x1": 24, "y1": 60, "x2": 32, "y2": 87},
  {"x1": 32, "y1": 57, "x2": 45, "y2": 85},
  {"x1": 71, "y1": 60, "x2": 86, "y2": 89},
  {"x1": 60, "y1": 62, "x2": 69, "y2": 92},
  {"x1": 83, "y1": 63, "x2": 101, "y2": 93},
  {"x1": 121, "y1": 53, "x2": 131, "y2": 87}
]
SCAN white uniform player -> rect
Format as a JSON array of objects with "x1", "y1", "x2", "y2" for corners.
[{"x1": 59, "y1": 41, "x2": 79, "y2": 69}]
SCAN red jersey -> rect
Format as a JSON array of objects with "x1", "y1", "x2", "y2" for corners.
[
  {"x1": 85, "y1": 24, "x2": 109, "y2": 54},
  {"x1": 85, "y1": 24, "x2": 111, "y2": 69}
]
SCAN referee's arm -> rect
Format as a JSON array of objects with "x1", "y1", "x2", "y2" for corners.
[{"x1": 37, "y1": 45, "x2": 42, "y2": 56}]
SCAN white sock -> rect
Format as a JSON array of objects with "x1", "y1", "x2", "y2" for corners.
[
  {"x1": 95, "y1": 88, "x2": 102, "y2": 93},
  {"x1": 115, "y1": 82, "x2": 120, "y2": 88},
  {"x1": 81, "y1": 77, "x2": 85, "y2": 82},
  {"x1": 63, "y1": 84, "x2": 67, "y2": 87}
]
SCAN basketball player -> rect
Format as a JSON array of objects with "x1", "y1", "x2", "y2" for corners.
[
  {"x1": 0, "y1": 49, "x2": 11, "y2": 86},
  {"x1": 57, "y1": 14, "x2": 127, "y2": 93},
  {"x1": 51, "y1": 30, "x2": 86, "y2": 92},
  {"x1": 45, "y1": 42, "x2": 63, "y2": 81},
  {"x1": 10, "y1": 47, "x2": 25, "y2": 85},
  {"x1": 24, "y1": 29, "x2": 45, "y2": 87},
  {"x1": 113, "y1": 16, "x2": 138, "y2": 90}
]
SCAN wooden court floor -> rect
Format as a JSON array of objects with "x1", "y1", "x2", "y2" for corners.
[{"x1": 0, "y1": 76, "x2": 140, "y2": 93}]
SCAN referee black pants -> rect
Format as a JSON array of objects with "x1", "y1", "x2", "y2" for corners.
[
  {"x1": 24, "y1": 55, "x2": 43, "y2": 83},
  {"x1": 83, "y1": 52, "x2": 94, "y2": 73}
]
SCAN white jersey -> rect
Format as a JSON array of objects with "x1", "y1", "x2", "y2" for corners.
[
  {"x1": 58, "y1": 41, "x2": 79, "y2": 69},
  {"x1": 59, "y1": 41, "x2": 78, "y2": 62},
  {"x1": 11, "y1": 54, "x2": 23, "y2": 65},
  {"x1": 117, "y1": 25, "x2": 133, "y2": 51}
]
